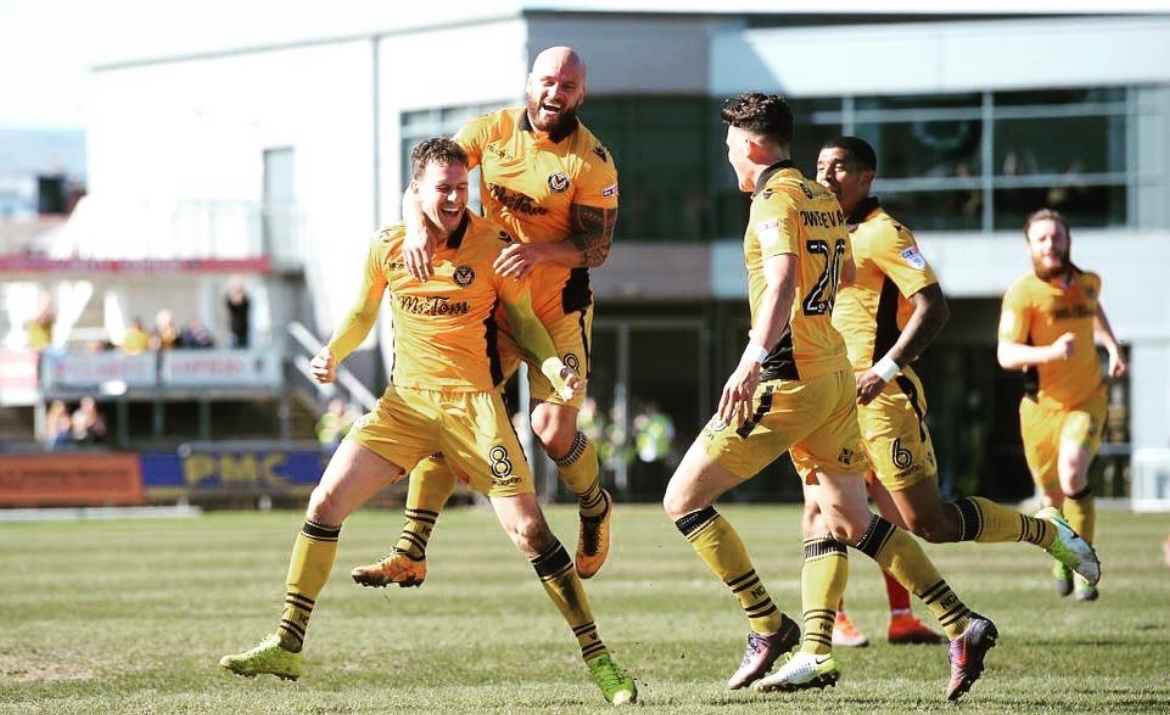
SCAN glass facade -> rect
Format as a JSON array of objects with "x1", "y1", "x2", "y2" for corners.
[
  {"x1": 401, "y1": 87, "x2": 1143, "y2": 238},
  {"x1": 574, "y1": 87, "x2": 1138, "y2": 239}
]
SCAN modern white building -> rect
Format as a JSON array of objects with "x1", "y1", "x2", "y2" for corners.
[{"x1": 3, "y1": 3, "x2": 1168, "y2": 500}]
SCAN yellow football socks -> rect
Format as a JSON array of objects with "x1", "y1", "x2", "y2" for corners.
[
  {"x1": 278, "y1": 519, "x2": 340, "y2": 652},
  {"x1": 530, "y1": 539, "x2": 607, "y2": 661},
  {"x1": 800, "y1": 536, "x2": 849, "y2": 655},
  {"x1": 675, "y1": 507, "x2": 786, "y2": 635}
]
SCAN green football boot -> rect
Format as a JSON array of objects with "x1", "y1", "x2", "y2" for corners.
[
  {"x1": 1035, "y1": 506, "x2": 1100, "y2": 585},
  {"x1": 587, "y1": 654, "x2": 637, "y2": 705},
  {"x1": 1052, "y1": 561, "x2": 1074, "y2": 597},
  {"x1": 219, "y1": 635, "x2": 304, "y2": 681}
]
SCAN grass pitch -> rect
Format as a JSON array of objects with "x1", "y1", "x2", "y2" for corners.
[{"x1": 2, "y1": 503, "x2": 1168, "y2": 714}]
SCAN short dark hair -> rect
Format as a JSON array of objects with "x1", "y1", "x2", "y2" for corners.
[
  {"x1": 821, "y1": 136, "x2": 877, "y2": 173},
  {"x1": 720, "y1": 92, "x2": 795, "y2": 147},
  {"x1": 1023, "y1": 208, "x2": 1070, "y2": 240},
  {"x1": 411, "y1": 137, "x2": 468, "y2": 180}
]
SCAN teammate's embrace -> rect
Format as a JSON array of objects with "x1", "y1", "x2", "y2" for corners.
[
  {"x1": 352, "y1": 46, "x2": 620, "y2": 588},
  {"x1": 219, "y1": 138, "x2": 636, "y2": 706}
]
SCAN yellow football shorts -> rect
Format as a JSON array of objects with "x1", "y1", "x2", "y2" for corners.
[
  {"x1": 700, "y1": 369, "x2": 869, "y2": 481},
  {"x1": 859, "y1": 369, "x2": 939, "y2": 491},
  {"x1": 346, "y1": 385, "x2": 533, "y2": 498},
  {"x1": 1019, "y1": 390, "x2": 1107, "y2": 492},
  {"x1": 500, "y1": 304, "x2": 593, "y2": 409}
]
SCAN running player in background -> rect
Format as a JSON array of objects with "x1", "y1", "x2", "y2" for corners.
[
  {"x1": 998, "y1": 208, "x2": 1126, "y2": 602},
  {"x1": 352, "y1": 46, "x2": 619, "y2": 588}
]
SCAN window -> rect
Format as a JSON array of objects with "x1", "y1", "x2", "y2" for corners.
[{"x1": 400, "y1": 87, "x2": 1144, "y2": 239}]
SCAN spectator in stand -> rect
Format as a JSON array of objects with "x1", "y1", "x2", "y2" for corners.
[
  {"x1": 121, "y1": 317, "x2": 151, "y2": 354},
  {"x1": 69, "y1": 396, "x2": 107, "y2": 445},
  {"x1": 153, "y1": 309, "x2": 180, "y2": 351},
  {"x1": 25, "y1": 296, "x2": 54, "y2": 351},
  {"x1": 179, "y1": 317, "x2": 216, "y2": 349},
  {"x1": 44, "y1": 400, "x2": 73, "y2": 449},
  {"x1": 225, "y1": 278, "x2": 251, "y2": 349},
  {"x1": 86, "y1": 329, "x2": 117, "y2": 353}
]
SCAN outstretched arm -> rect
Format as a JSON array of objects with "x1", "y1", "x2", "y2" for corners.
[
  {"x1": 997, "y1": 335, "x2": 1075, "y2": 371},
  {"x1": 313, "y1": 246, "x2": 388, "y2": 383}
]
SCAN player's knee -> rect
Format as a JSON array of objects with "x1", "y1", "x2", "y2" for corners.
[
  {"x1": 506, "y1": 511, "x2": 554, "y2": 554},
  {"x1": 662, "y1": 487, "x2": 688, "y2": 520},
  {"x1": 822, "y1": 515, "x2": 864, "y2": 544},
  {"x1": 531, "y1": 408, "x2": 576, "y2": 457},
  {"x1": 905, "y1": 515, "x2": 958, "y2": 543},
  {"x1": 306, "y1": 486, "x2": 344, "y2": 525}
]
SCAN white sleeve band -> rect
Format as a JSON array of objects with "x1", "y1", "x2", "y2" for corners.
[
  {"x1": 872, "y1": 355, "x2": 900, "y2": 382},
  {"x1": 744, "y1": 342, "x2": 769, "y2": 365}
]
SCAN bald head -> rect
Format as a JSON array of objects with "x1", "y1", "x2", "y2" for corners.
[
  {"x1": 531, "y1": 46, "x2": 586, "y2": 79},
  {"x1": 526, "y1": 46, "x2": 587, "y2": 134}
]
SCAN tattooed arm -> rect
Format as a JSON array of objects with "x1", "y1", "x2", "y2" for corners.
[
  {"x1": 492, "y1": 202, "x2": 619, "y2": 278},
  {"x1": 568, "y1": 203, "x2": 619, "y2": 268}
]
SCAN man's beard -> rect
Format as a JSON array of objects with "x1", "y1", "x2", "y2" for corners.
[
  {"x1": 1034, "y1": 251, "x2": 1071, "y2": 281},
  {"x1": 526, "y1": 96, "x2": 579, "y2": 134}
]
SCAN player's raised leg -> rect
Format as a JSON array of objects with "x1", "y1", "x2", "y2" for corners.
[
  {"x1": 351, "y1": 455, "x2": 456, "y2": 587},
  {"x1": 533, "y1": 400, "x2": 613, "y2": 579}
]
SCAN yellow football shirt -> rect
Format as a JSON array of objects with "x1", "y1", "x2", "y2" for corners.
[
  {"x1": 329, "y1": 213, "x2": 526, "y2": 392},
  {"x1": 455, "y1": 107, "x2": 618, "y2": 320},
  {"x1": 745, "y1": 161, "x2": 852, "y2": 381},
  {"x1": 998, "y1": 267, "x2": 1105, "y2": 409},
  {"x1": 832, "y1": 197, "x2": 939, "y2": 370}
]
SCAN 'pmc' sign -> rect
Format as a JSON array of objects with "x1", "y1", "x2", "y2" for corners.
[{"x1": 183, "y1": 452, "x2": 292, "y2": 489}]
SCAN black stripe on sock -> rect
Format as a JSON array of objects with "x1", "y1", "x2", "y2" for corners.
[
  {"x1": 302, "y1": 520, "x2": 341, "y2": 541},
  {"x1": 530, "y1": 541, "x2": 573, "y2": 579},
  {"x1": 804, "y1": 536, "x2": 848, "y2": 559},
  {"x1": 403, "y1": 508, "x2": 439, "y2": 526},
  {"x1": 728, "y1": 570, "x2": 761, "y2": 594},
  {"x1": 952, "y1": 498, "x2": 983, "y2": 541},
  {"x1": 853, "y1": 514, "x2": 895, "y2": 558},
  {"x1": 553, "y1": 432, "x2": 588, "y2": 467},
  {"x1": 675, "y1": 506, "x2": 718, "y2": 538}
]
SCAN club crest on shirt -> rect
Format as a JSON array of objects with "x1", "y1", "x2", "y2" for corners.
[
  {"x1": 548, "y1": 172, "x2": 570, "y2": 193},
  {"x1": 453, "y1": 264, "x2": 475, "y2": 287},
  {"x1": 900, "y1": 246, "x2": 927, "y2": 270},
  {"x1": 563, "y1": 353, "x2": 581, "y2": 373}
]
